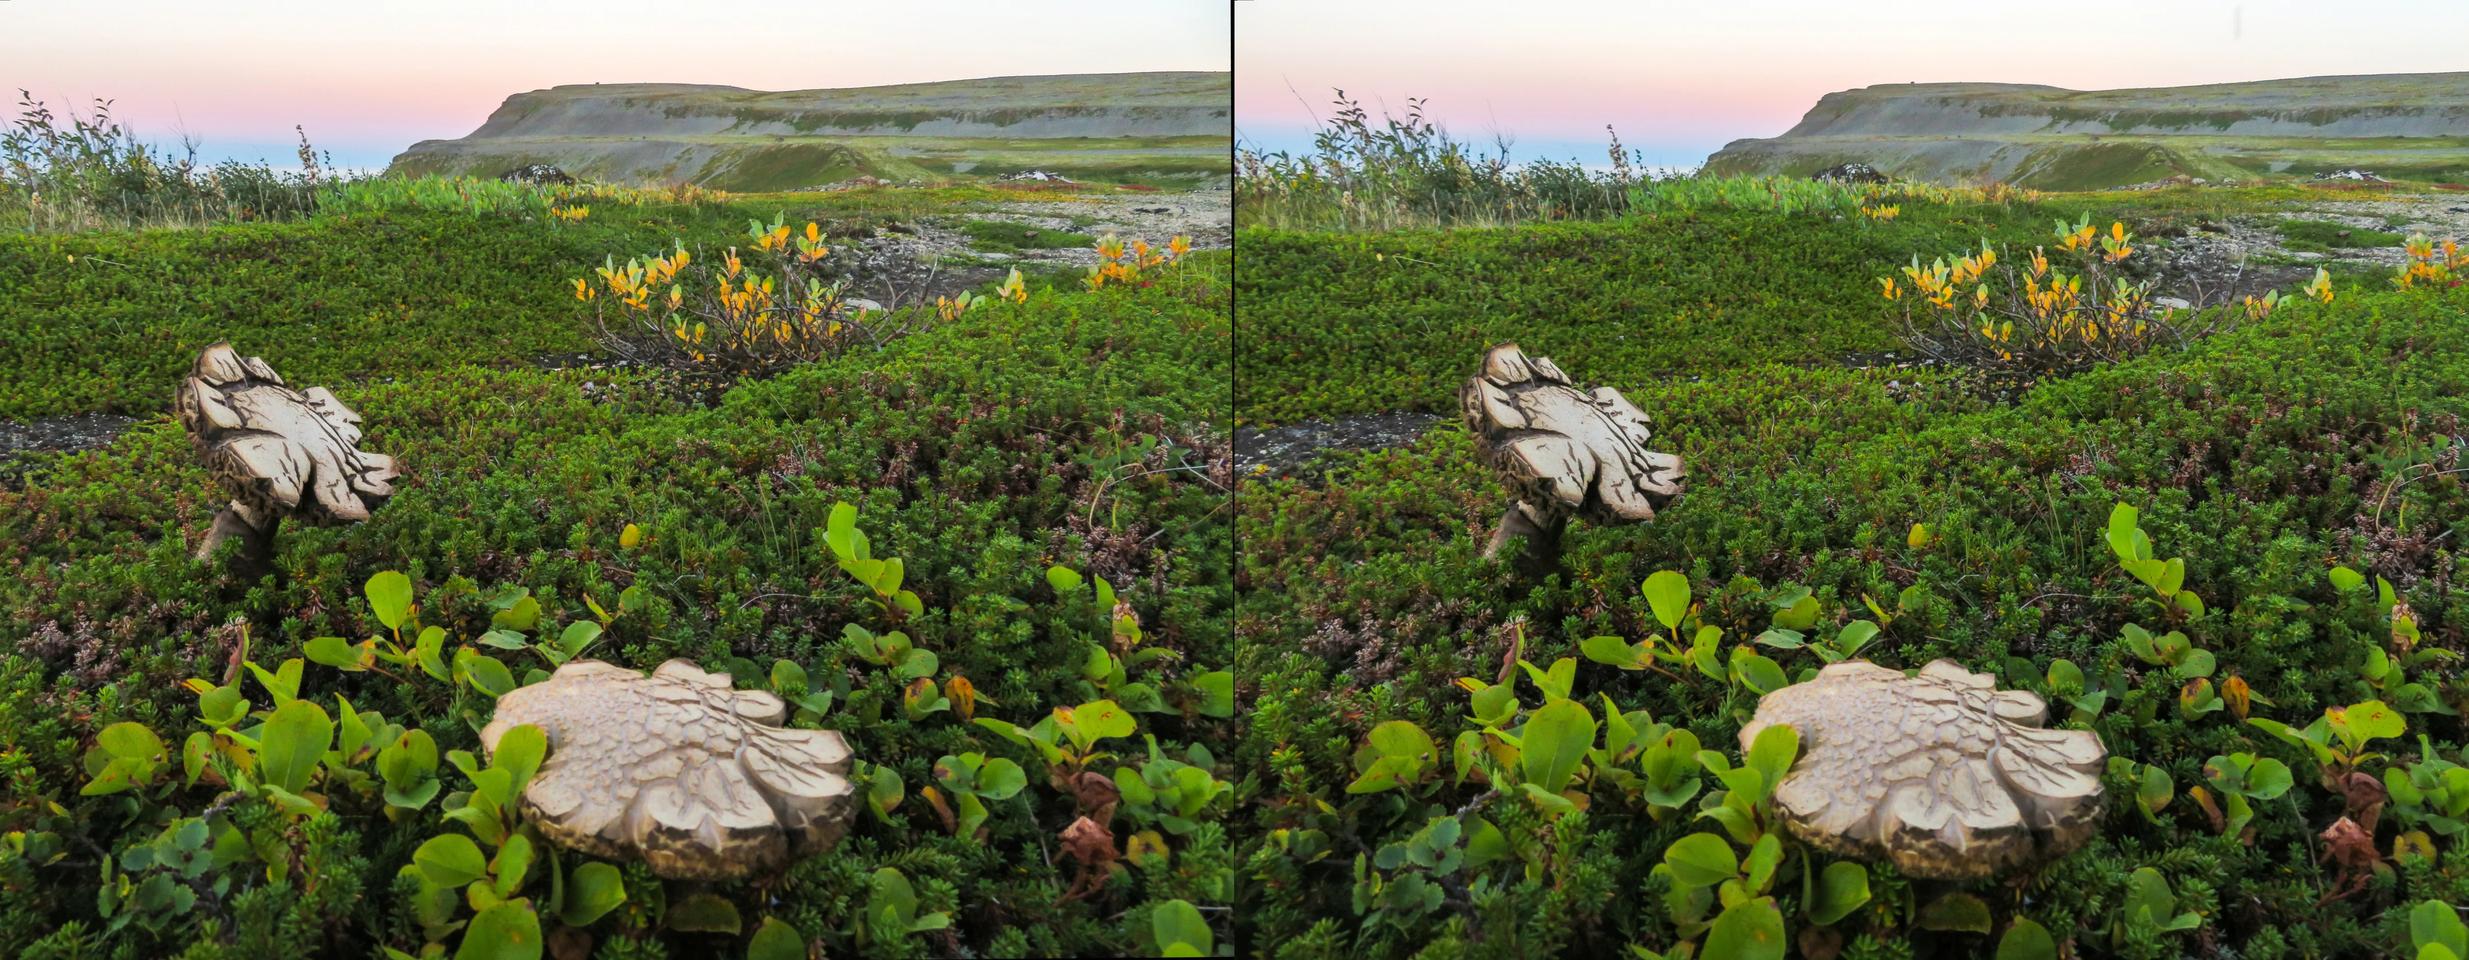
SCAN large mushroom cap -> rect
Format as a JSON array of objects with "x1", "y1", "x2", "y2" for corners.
[
  {"x1": 1738, "y1": 659, "x2": 2106, "y2": 880},
  {"x1": 480, "y1": 658, "x2": 859, "y2": 882},
  {"x1": 175, "y1": 342, "x2": 398, "y2": 529},
  {"x1": 1459, "y1": 343, "x2": 1683, "y2": 525}
]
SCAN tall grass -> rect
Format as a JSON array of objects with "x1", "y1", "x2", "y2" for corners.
[
  {"x1": 0, "y1": 91, "x2": 346, "y2": 233},
  {"x1": 1235, "y1": 92, "x2": 2045, "y2": 232},
  {"x1": 0, "y1": 91, "x2": 734, "y2": 234},
  {"x1": 1235, "y1": 93, "x2": 1635, "y2": 231}
]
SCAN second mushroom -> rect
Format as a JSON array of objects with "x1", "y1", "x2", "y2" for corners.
[
  {"x1": 1737, "y1": 659, "x2": 2107, "y2": 880},
  {"x1": 479, "y1": 658, "x2": 859, "y2": 882}
]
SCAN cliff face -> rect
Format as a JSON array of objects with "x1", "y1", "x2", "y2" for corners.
[
  {"x1": 386, "y1": 72, "x2": 1232, "y2": 190},
  {"x1": 1704, "y1": 73, "x2": 2469, "y2": 189}
]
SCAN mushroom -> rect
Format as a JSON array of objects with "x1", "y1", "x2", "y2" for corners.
[
  {"x1": 1459, "y1": 343, "x2": 1683, "y2": 570},
  {"x1": 1737, "y1": 659, "x2": 2105, "y2": 880},
  {"x1": 479, "y1": 659, "x2": 859, "y2": 881},
  {"x1": 174, "y1": 343, "x2": 399, "y2": 572}
]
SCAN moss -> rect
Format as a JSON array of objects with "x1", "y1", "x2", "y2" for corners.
[{"x1": 2275, "y1": 218, "x2": 2406, "y2": 252}]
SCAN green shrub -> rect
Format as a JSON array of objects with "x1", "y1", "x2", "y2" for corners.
[
  {"x1": 1236, "y1": 185, "x2": 2469, "y2": 956},
  {"x1": 0, "y1": 197, "x2": 1232, "y2": 956}
]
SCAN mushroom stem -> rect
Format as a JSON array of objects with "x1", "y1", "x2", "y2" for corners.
[
  {"x1": 1482, "y1": 502, "x2": 1565, "y2": 573},
  {"x1": 197, "y1": 504, "x2": 279, "y2": 576}
]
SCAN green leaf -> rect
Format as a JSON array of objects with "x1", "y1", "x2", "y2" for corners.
[
  {"x1": 259, "y1": 699, "x2": 333, "y2": 795},
  {"x1": 976, "y1": 758, "x2": 1027, "y2": 800},
  {"x1": 1743, "y1": 833, "x2": 1782, "y2": 893},
  {"x1": 98, "y1": 722, "x2": 164, "y2": 761},
  {"x1": 1046, "y1": 565, "x2": 1084, "y2": 593},
  {"x1": 460, "y1": 651, "x2": 519, "y2": 698},
  {"x1": 2106, "y1": 503, "x2": 2141, "y2": 561},
  {"x1": 748, "y1": 917, "x2": 806, "y2": 960},
  {"x1": 1519, "y1": 699, "x2": 1596, "y2": 795},
  {"x1": 2344, "y1": 700, "x2": 2407, "y2": 742},
  {"x1": 455, "y1": 900, "x2": 543, "y2": 960},
  {"x1": 1809, "y1": 861, "x2": 1871, "y2": 925},
  {"x1": 1152, "y1": 898, "x2": 1214, "y2": 956},
  {"x1": 1702, "y1": 897, "x2": 1785, "y2": 960},
  {"x1": 1193, "y1": 670, "x2": 1234, "y2": 718},
  {"x1": 1996, "y1": 917, "x2": 2058, "y2": 960},
  {"x1": 413, "y1": 834, "x2": 488, "y2": 887},
  {"x1": 1369, "y1": 720, "x2": 1438, "y2": 762},
  {"x1": 366, "y1": 571, "x2": 414, "y2": 631},
  {"x1": 492, "y1": 833, "x2": 534, "y2": 897},
  {"x1": 559, "y1": 862, "x2": 627, "y2": 927},
  {"x1": 304, "y1": 635, "x2": 367, "y2": 670},
  {"x1": 1917, "y1": 892, "x2": 1993, "y2": 933},
  {"x1": 1643, "y1": 571, "x2": 1692, "y2": 631},
  {"x1": 1663, "y1": 832, "x2": 1740, "y2": 888},
  {"x1": 490, "y1": 724, "x2": 548, "y2": 794},
  {"x1": 1581, "y1": 634, "x2": 1647, "y2": 668},
  {"x1": 2414, "y1": 900, "x2": 2468, "y2": 959},
  {"x1": 1744, "y1": 724, "x2": 1799, "y2": 799},
  {"x1": 666, "y1": 892, "x2": 741, "y2": 934}
]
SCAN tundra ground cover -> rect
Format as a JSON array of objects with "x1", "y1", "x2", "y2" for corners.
[
  {"x1": 1235, "y1": 179, "x2": 2469, "y2": 958},
  {"x1": 0, "y1": 185, "x2": 1234, "y2": 958}
]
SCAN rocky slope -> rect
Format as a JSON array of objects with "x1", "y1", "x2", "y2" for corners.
[
  {"x1": 388, "y1": 72, "x2": 1230, "y2": 190},
  {"x1": 1706, "y1": 73, "x2": 2469, "y2": 189}
]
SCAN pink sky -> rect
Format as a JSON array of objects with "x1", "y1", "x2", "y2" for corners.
[
  {"x1": 3, "y1": 0, "x2": 1230, "y2": 169},
  {"x1": 1238, "y1": 0, "x2": 2469, "y2": 168}
]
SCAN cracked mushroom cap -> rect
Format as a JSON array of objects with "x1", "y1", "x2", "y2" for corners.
[
  {"x1": 1459, "y1": 343, "x2": 1684, "y2": 524},
  {"x1": 479, "y1": 659, "x2": 858, "y2": 881},
  {"x1": 1737, "y1": 660, "x2": 2105, "y2": 880},
  {"x1": 174, "y1": 342, "x2": 398, "y2": 527}
]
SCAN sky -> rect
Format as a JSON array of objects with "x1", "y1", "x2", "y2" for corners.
[
  {"x1": 2, "y1": 0, "x2": 1232, "y2": 173},
  {"x1": 1237, "y1": 0, "x2": 2469, "y2": 171}
]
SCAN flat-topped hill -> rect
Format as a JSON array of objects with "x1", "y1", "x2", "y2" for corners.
[
  {"x1": 387, "y1": 72, "x2": 1231, "y2": 189},
  {"x1": 1705, "y1": 73, "x2": 2469, "y2": 188}
]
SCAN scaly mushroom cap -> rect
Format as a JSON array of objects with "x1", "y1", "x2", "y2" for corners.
[
  {"x1": 1737, "y1": 660, "x2": 2105, "y2": 880},
  {"x1": 1459, "y1": 343, "x2": 1684, "y2": 526},
  {"x1": 479, "y1": 659, "x2": 858, "y2": 881},
  {"x1": 174, "y1": 342, "x2": 398, "y2": 528}
]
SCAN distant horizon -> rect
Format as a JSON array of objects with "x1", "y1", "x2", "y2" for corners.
[
  {"x1": 12, "y1": 68, "x2": 1236, "y2": 175},
  {"x1": 3, "y1": 0, "x2": 1231, "y2": 172},
  {"x1": 1238, "y1": 0, "x2": 2469, "y2": 172},
  {"x1": 1237, "y1": 68, "x2": 2469, "y2": 174}
]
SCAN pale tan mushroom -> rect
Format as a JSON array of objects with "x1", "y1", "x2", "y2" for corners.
[
  {"x1": 1737, "y1": 660, "x2": 2105, "y2": 880},
  {"x1": 174, "y1": 343, "x2": 399, "y2": 571},
  {"x1": 1460, "y1": 343, "x2": 1683, "y2": 569},
  {"x1": 479, "y1": 659, "x2": 858, "y2": 881}
]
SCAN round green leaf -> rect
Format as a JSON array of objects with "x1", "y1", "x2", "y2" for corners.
[
  {"x1": 366, "y1": 571, "x2": 414, "y2": 631},
  {"x1": 1918, "y1": 892, "x2": 1994, "y2": 933},
  {"x1": 559, "y1": 862, "x2": 627, "y2": 927},
  {"x1": 1809, "y1": 861, "x2": 1872, "y2": 925},
  {"x1": 1643, "y1": 571, "x2": 1692, "y2": 631},
  {"x1": 1703, "y1": 897, "x2": 1785, "y2": 960},
  {"x1": 413, "y1": 833, "x2": 488, "y2": 887},
  {"x1": 1518, "y1": 698, "x2": 1595, "y2": 795},
  {"x1": 1152, "y1": 898, "x2": 1214, "y2": 955},
  {"x1": 1997, "y1": 917, "x2": 2058, "y2": 960},
  {"x1": 667, "y1": 892, "x2": 741, "y2": 934},
  {"x1": 1662, "y1": 832, "x2": 1740, "y2": 888},
  {"x1": 98, "y1": 722, "x2": 164, "y2": 761},
  {"x1": 454, "y1": 900, "x2": 542, "y2": 960},
  {"x1": 748, "y1": 917, "x2": 806, "y2": 960}
]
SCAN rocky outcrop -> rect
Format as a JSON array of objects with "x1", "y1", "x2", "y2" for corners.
[
  {"x1": 1706, "y1": 73, "x2": 2469, "y2": 189},
  {"x1": 387, "y1": 72, "x2": 1231, "y2": 190}
]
